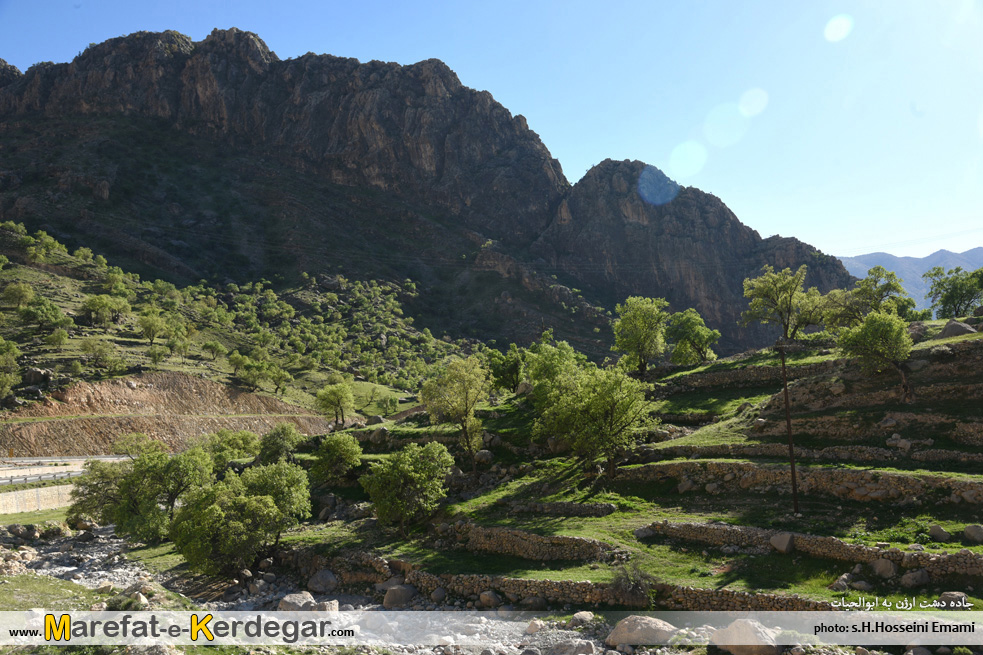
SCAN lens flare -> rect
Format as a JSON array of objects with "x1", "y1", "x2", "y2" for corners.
[
  {"x1": 637, "y1": 165, "x2": 680, "y2": 206},
  {"x1": 739, "y1": 88, "x2": 769, "y2": 117},
  {"x1": 668, "y1": 141, "x2": 708, "y2": 179},
  {"x1": 704, "y1": 102, "x2": 750, "y2": 148},
  {"x1": 824, "y1": 14, "x2": 854, "y2": 42}
]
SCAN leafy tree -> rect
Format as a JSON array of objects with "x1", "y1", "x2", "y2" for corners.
[
  {"x1": 0, "y1": 254, "x2": 8, "y2": 269},
  {"x1": 45, "y1": 328, "x2": 69, "y2": 347},
  {"x1": 138, "y1": 311, "x2": 169, "y2": 345},
  {"x1": 239, "y1": 359, "x2": 268, "y2": 388},
  {"x1": 25, "y1": 230, "x2": 67, "y2": 262},
  {"x1": 202, "y1": 340, "x2": 227, "y2": 360},
  {"x1": 612, "y1": 296, "x2": 670, "y2": 375},
  {"x1": 68, "y1": 459, "x2": 131, "y2": 526},
  {"x1": 487, "y1": 343, "x2": 525, "y2": 392},
  {"x1": 740, "y1": 264, "x2": 826, "y2": 514},
  {"x1": 838, "y1": 311, "x2": 915, "y2": 402},
  {"x1": 359, "y1": 442, "x2": 454, "y2": 535},
  {"x1": 922, "y1": 266, "x2": 983, "y2": 319},
  {"x1": 310, "y1": 433, "x2": 363, "y2": 486},
  {"x1": 146, "y1": 344, "x2": 170, "y2": 368},
  {"x1": 666, "y1": 309, "x2": 720, "y2": 364},
  {"x1": 193, "y1": 429, "x2": 261, "y2": 471},
  {"x1": 169, "y1": 478, "x2": 283, "y2": 575},
  {"x1": 2, "y1": 282, "x2": 35, "y2": 309},
  {"x1": 0, "y1": 337, "x2": 21, "y2": 398},
  {"x1": 268, "y1": 365, "x2": 293, "y2": 395},
  {"x1": 227, "y1": 350, "x2": 247, "y2": 375},
  {"x1": 239, "y1": 461, "x2": 311, "y2": 543},
  {"x1": 525, "y1": 330, "x2": 586, "y2": 409},
  {"x1": 112, "y1": 432, "x2": 167, "y2": 459},
  {"x1": 20, "y1": 296, "x2": 73, "y2": 332},
  {"x1": 73, "y1": 247, "x2": 94, "y2": 262},
  {"x1": 825, "y1": 266, "x2": 911, "y2": 329},
  {"x1": 421, "y1": 356, "x2": 491, "y2": 474},
  {"x1": 315, "y1": 382, "x2": 356, "y2": 426},
  {"x1": 535, "y1": 365, "x2": 650, "y2": 476},
  {"x1": 79, "y1": 294, "x2": 130, "y2": 327},
  {"x1": 257, "y1": 422, "x2": 305, "y2": 464}
]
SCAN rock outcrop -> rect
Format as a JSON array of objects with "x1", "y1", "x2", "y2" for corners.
[{"x1": 0, "y1": 29, "x2": 853, "y2": 353}]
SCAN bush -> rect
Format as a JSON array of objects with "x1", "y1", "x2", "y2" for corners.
[
  {"x1": 359, "y1": 442, "x2": 454, "y2": 534},
  {"x1": 310, "y1": 433, "x2": 362, "y2": 485},
  {"x1": 257, "y1": 422, "x2": 305, "y2": 464},
  {"x1": 611, "y1": 562, "x2": 659, "y2": 607}
]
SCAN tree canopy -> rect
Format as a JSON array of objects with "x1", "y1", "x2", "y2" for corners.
[
  {"x1": 421, "y1": 356, "x2": 490, "y2": 474},
  {"x1": 612, "y1": 296, "x2": 670, "y2": 374},
  {"x1": 838, "y1": 311, "x2": 915, "y2": 402}
]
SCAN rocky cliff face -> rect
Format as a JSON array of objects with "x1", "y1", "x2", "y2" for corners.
[
  {"x1": 0, "y1": 29, "x2": 853, "y2": 353},
  {"x1": 0, "y1": 28, "x2": 566, "y2": 246},
  {"x1": 533, "y1": 160, "x2": 854, "y2": 351}
]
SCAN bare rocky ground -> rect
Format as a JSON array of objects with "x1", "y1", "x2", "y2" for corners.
[{"x1": 1, "y1": 523, "x2": 687, "y2": 655}]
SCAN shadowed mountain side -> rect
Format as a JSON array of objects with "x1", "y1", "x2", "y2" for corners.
[{"x1": 533, "y1": 160, "x2": 854, "y2": 352}]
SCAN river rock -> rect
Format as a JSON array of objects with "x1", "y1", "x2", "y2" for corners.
[
  {"x1": 383, "y1": 584, "x2": 418, "y2": 608},
  {"x1": 605, "y1": 615, "x2": 677, "y2": 646},
  {"x1": 711, "y1": 619, "x2": 780, "y2": 655},
  {"x1": 278, "y1": 591, "x2": 315, "y2": 611},
  {"x1": 308, "y1": 569, "x2": 338, "y2": 593}
]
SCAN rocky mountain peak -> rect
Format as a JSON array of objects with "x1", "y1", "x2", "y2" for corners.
[{"x1": 0, "y1": 59, "x2": 21, "y2": 88}]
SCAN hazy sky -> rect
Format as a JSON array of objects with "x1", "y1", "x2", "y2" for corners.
[{"x1": 1, "y1": 0, "x2": 981, "y2": 258}]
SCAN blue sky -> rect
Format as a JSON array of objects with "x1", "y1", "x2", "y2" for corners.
[{"x1": 1, "y1": 0, "x2": 981, "y2": 258}]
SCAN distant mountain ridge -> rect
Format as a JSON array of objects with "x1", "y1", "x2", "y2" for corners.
[
  {"x1": 0, "y1": 27, "x2": 854, "y2": 354},
  {"x1": 838, "y1": 248, "x2": 983, "y2": 310}
]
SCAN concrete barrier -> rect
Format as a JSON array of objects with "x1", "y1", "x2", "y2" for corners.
[{"x1": 0, "y1": 484, "x2": 74, "y2": 514}]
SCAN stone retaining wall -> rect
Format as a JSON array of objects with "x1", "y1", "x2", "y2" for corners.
[
  {"x1": 0, "y1": 484, "x2": 74, "y2": 514},
  {"x1": 465, "y1": 525, "x2": 611, "y2": 561},
  {"x1": 510, "y1": 502, "x2": 616, "y2": 517},
  {"x1": 618, "y1": 460, "x2": 983, "y2": 505},
  {"x1": 639, "y1": 521, "x2": 983, "y2": 580},
  {"x1": 633, "y1": 442, "x2": 983, "y2": 467},
  {"x1": 654, "y1": 360, "x2": 838, "y2": 392}
]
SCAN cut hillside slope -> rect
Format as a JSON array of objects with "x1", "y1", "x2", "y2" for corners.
[{"x1": 0, "y1": 371, "x2": 332, "y2": 456}]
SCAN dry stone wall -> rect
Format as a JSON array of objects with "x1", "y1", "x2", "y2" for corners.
[
  {"x1": 510, "y1": 502, "x2": 616, "y2": 517},
  {"x1": 638, "y1": 521, "x2": 983, "y2": 581},
  {"x1": 618, "y1": 460, "x2": 983, "y2": 505},
  {"x1": 465, "y1": 525, "x2": 612, "y2": 561}
]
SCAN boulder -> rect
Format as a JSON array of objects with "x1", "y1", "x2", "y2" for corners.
[
  {"x1": 369, "y1": 427, "x2": 389, "y2": 444},
  {"x1": 937, "y1": 591, "x2": 969, "y2": 610},
  {"x1": 569, "y1": 611, "x2": 594, "y2": 626},
  {"x1": 479, "y1": 589, "x2": 502, "y2": 607},
  {"x1": 900, "y1": 569, "x2": 930, "y2": 588},
  {"x1": 307, "y1": 569, "x2": 338, "y2": 593},
  {"x1": 963, "y1": 525, "x2": 983, "y2": 543},
  {"x1": 367, "y1": 415, "x2": 385, "y2": 425},
  {"x1": 430, "y1": 587, "x2": 447, "y2": 603},
  {"x1": 938, "y1": 320, "x2": 976, "y2": 339},
  {"x1": 516, "y1": 381, "x2": 533, "y2": 395},
  {"x1": 907, "y1": 323, "x2": 927, "y2": 343},
  {"x1": 547, "y1": 640, "x2": 595, "y2": 655},
  {"x1": 315, "y1": 600, "x2": 339, "y2": 611},
  {"x1": 526, "y1": 619, "x2": 545, "y2": 634},
  {"x1": 383, "y1": 584, "x2": 418, "y2": 608},
  {"x1": 928, "y1": 525, "x2": 951, "y2": 542},
  {"x1": 710, "y1": 619, "x2": 780, "y2": 655},
  {"x1": 474, "y1": 450, "x2": 495, "y2": 466},
  {"x1": 520, "y1": 596, "x2": 548, "y2": 611},
  {"x1": 870, "y1": 558, "x2": 897, "y2": 579},
  {"x1": 278, "y1": 591, "x2": 315, "y2": 611},
  {"x1": 605, "y1": 615, "x2": 677, "y2": 646},
  {"x1": 769, "y1": 532, "x2": 794, "y2": 554}
]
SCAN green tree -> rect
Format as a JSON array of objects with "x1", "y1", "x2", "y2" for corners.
[
  {"x1": 169, "y1": 478, "x2": 284, "y2": 575},
  {"x1": 310, "y1": 433, "x2": 363, "y2": 486},
  {"x1": 68, "y1": 459, "x2": 131, "y2": 526},
  {"x1": 666, "y1": 308, "x2": 720, "y2": 365},
  {"x1": 112, "y1": 432, "x2": 167, "y2": 459},
  {"x1": 79, "y1": 294, "x2": 130, "y2": 327},
  {"x1": 193, "y1": 429, "x2": 261, "y2": 472},
  {"x1": 525, "y1": 330, "x2": 586, "y2": 410},
  {"x1": 139, "y1": 311, "x2": 169, "y2": 346},
  {"x1": 360, "y1": 442, "x2": 454, "y2": 535},
  {"x1": 257, "y1": 422, "x2": 305, "y2": 464},
  {"x1": 239, "y1": 461, "x2": 311, "y2": 543},
  {"x1": 315, "y1": 382, "x2": 356, "y2": 426},
  {"x1": 2, "y1": 282, "x2": 35, "y2": 309},
  {"x1": 45, "y1": 328, "x2": 69, "y2": 347},
  {"x1": 535, "y1": 365, "x2": 650, "y2": 476},
  {"x1": 838, "y1": 311, "x2": 915, "y2": 402},
  {"x1": 202, "y1": 340, "x2": 227, "y2": 360},
  {"x1": 612, "y1": 296, "x2": 671, "y2": 375},
  {"x1": 825, "y1": 266, "x2": 910, "y2": 329},
  {"x1": 922, "y1": 266, "x2": 983, "y2": 319},
  {"x1": 20, "y1": 296, "x2": 73, "y2": 332},
  {"x1": 0, "y1": 337, "x2": 21, "y2": 398},
  {"x1": 421, "y1": 356, "x2": 491, "y2": 474},
  {"x1": 740, "y1": 264, "x2": 825, "y2": 514},
  {"x1": 487, "y1": 343, "x2": 525, "y2": 392},
  {"x1": 268, "y1": 365, "x2": 293, "y2": 395},
  {"x1": 147, "y1": 344, "x2": 170, "y2": 368}
]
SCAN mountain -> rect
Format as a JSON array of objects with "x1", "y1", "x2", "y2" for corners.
[
  {"x1": 0, "y1": 28, "x2": 853, "y2": 354},
  {"x1": 838, "y1": 248, "x2": 983, "y2": 310}
]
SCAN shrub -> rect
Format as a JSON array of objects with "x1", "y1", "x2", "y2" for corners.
[
  {"x1": 310, "y1": 433, "x2": 362, "y2": 485},
  {"x1": 257, "y1": 422, "x2": 305, "y2": 464},
  {"x1": 359, "y1": 442, "x2": 454, "y2": 534}
]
